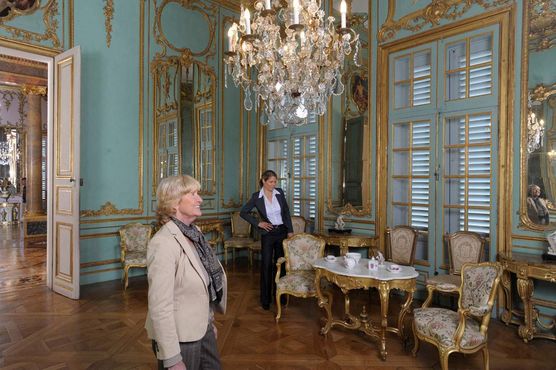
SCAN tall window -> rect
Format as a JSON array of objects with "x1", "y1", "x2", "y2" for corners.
[
  {"x1": 265, "y1": 114, "x2": 318, "y2": 220},
  {"x1": 388, "y1": 25, "x2": 499, "y2": 266},
  {"x1": 196, "y1": 103, "x2": 214, "y2": 192}
]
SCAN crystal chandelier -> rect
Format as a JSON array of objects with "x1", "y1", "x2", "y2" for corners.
[
  {"x1": 224, "y1": 0, "x2": 360, "y2": 126},
  {"x1": 526, "y1": 93, "x2": 545, "y2": 153}
]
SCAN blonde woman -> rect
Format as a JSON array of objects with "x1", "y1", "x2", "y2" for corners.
[{"x1": 145, "y1": 175, "x2": 227, "y2": 370}]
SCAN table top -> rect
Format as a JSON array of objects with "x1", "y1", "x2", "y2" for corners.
[
  {"x1": 313, "y1": 258, "x2": 418, "y2": 281},
  {"x1": 499, "y1": 252, "x2": 556, "y2": 266}
]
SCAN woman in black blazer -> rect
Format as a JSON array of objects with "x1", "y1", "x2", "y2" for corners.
[{"x1": 240, "y1": 170, "x2": 293, "y2": 310}]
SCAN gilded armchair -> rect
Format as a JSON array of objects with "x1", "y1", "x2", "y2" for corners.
[
  {"x1": 275, "y1": 233, "x2": 325, "y2": 323},
  {"x1": 412, "y1": 262, "x2": 502, "y2": 370},
  {"x1": 423, "y1": 231, "x2": 485, "y2": 307},
  {"x1": 385, "y1": 225, "x2": 418, "y2": 266},
  {"x1": 119, "y1": 223, "x2": 153, "y2": 290}
]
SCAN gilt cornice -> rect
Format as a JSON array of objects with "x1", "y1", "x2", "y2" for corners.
[{"x1": 378, "y1": 0, "x2": 511, "y2": 43}]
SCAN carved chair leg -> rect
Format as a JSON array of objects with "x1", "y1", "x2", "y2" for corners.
[
  {"x1": 482, "y1": 346, "x2": 490, "y2": 370},
  {"x1": 123, "y1": 266, "x2": 130, "y2": 290},
  {"x1": 275, "y1": 292, "x2": 283, "y2": 323},
  {"x1": 411, "y1": 322, "x2": 420, "y2": 356},
  {"x1": 439, "y1": 349, "x2": 450, "y2": 370},
  {"x1": 224, "y1": 247, "x2": 228, "y2": 266}
]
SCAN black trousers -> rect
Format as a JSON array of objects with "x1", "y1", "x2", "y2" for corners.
[{"x1": 260, "y1": 225, "x2": 287, "y2": 306}]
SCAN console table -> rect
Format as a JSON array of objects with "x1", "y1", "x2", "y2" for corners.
[
  {"x1": 313, "y1": 258, "x2": 417, "y2": 360},
  {"x1": 498, "y1": 252, "x2": 556, "y2": 342},
  {"x1": 312, "y1": 231, "x2": 377, "y2": 257}
]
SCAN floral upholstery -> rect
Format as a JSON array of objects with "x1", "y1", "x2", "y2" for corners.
[
  {"x1": 119, "y1": 223, "x2": 153, "y2": 290},
  {"x1": 286, "y1": 234, "x2": 326, "y2": 272},
  {"x1": 276, "y1": 270, "x2": 317, "y2": 294},
  {"x1": 413, "y1": 262, "x2": 502, "y2": 370},
  {"x1": 386, "y1": 226, "x2": 418, "y2": 265},
  {"x1": 291, "y1": 216, "x2": 307, "y2": 234},
  {"x1": 449, "y1": 232, "x2": 484, "y2": 274},
  {"x1": 231, "y1": 211, "x2": 250, "y2": 237},
  {"x1": 461, "y1": 264, "x2": 499, "y2": 310},
  {"x1": 275, "y1": 233, "x2": 326, "y2": 322},
  {"x1": 413, "y1": 307, "x2": 485, "y2": 349},
  {"x1": 423, "y1": 232, "x2": 484, "y2": 306}
]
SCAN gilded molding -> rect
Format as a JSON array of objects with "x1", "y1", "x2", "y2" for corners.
[
  {"x1": 153, "y1": 0, "x2": 217, "y2": 59},
  {"x1": 0, "y1": 0, "x2": 40, "y2": 23},
  {"x1": 0, "y1": 0, "x2": 61, "y2": 48},
  {"x1": 21, "y1": 84, "x2": 47, "y2": 96},
  {"x1": 378, "y1": 0, "x2": 511, "y2": 43},
  {"x1": 530, "y1": 83, "x2": 556, "y2": 103},
  {"x1": 103, "y1": 0, "x2": 114, "y2": 48},
  {"x1": 80, "y1": 201, "x2": 143, "y2": 217}
]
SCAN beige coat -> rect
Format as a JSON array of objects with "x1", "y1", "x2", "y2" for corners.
[{"x1": 145, "y1": 220, "x2": 227, "y2": 361}]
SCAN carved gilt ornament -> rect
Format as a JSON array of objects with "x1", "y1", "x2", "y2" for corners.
[{"x1": 378, "y1": 0, "x2": 511, "y2": 43}]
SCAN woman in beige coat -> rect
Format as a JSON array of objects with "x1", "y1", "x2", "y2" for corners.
[{"x1": 145, "y1": 175, "x2": 227, "y2": 370}]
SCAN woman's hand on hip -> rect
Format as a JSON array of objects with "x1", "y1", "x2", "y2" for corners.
[
  {"x1": 258, "y1": 222, "x2": 273, "y2": 232},
  {"x1": 169, "y1": 361, "x2": 186, "y2": 370}
]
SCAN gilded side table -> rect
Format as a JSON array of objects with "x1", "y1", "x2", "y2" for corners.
[
  {"x1": 498, "y1": 252, "x2": 556, "y2": 342},
  {"x1": 313, "y1": 258, "x2": 418, "y2": 361},
  {"x1": 312, "y1": 231, "x2": 377, "y2": 257}
]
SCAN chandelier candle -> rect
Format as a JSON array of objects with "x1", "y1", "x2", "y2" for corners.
[{"x1": 224, "y1": 0, "x2": 360, "y2": 126}]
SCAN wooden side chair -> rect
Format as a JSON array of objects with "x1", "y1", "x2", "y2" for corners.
[
  {"x1": 423, "y1": 231, "x2": 485, "y2": 307},
  {"x1": 385, "y1": 225, "x2": 418, "y2": 266},
  {"x1": 412, "y1": 262, "x2": 502, "y2": 370},
  {"x1": 119, "y1": 223, "x2": 153, "y2": 290},
  {"x1": 223, "y1": 212, "x2": 253, "y2": 265},
  {"x1": 275, "y1": 233, "x2": 326, "y2": 323}
]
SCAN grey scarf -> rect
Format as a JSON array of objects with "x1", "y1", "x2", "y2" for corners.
[{"x1": 171, "y1": 217, "x2": 223, "y2": 303}]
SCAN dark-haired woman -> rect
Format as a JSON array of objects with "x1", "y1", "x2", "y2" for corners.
[{"x1": 240, "y1": 170, "x2": 293, "y2": 310}]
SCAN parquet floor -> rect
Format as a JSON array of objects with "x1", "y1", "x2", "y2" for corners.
[{"x1": 0, "y1": 226, "x2": 554, "y2": 369}]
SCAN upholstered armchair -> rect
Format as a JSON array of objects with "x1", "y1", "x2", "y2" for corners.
[
  {"x1": 412, "y1": 262, "x2": 502, "y2": 370},
  {"x1": 275, "y1": 233, "x2": 325, "y2": 322},
  {"x1": 224, "y1": 212, "x2": 253, "y2": 266},
  {"x1": 423, "y1": 231, "x2": 485, "y2": 307},
  {"x1": 119, "y1": 223, "x2": 153, "y2": 290},
  {"x1": 291, "y1": 215, "x2": 307, "y2": 234},
  {"x1": 385, "y1": 225, "x2": 418, "y2": 266}
]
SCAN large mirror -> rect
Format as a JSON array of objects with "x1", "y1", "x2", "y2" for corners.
[
  {"x1": 152, "y1": 54, "x2": 216, "y2": 196},
  {"x1": 327, "y1": 0, "x2": 371, "y2": 216},
  {"x1": 521, "y1": 1, "x2": 556, "y2": 230}
]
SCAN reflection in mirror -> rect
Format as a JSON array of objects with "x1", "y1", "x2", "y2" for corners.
[
  {"x1": 153, "y1": 55, "x2": 216, "y2": 195},
  {"x1": 327, "y1": 0, "x2": 370, "y2": 216},
  {"x1": 521, "y1": 0, "x2": 556, "y2": 229},
  {"x1": 0, "y1": 127, "x2": 22, "y2": 196}
]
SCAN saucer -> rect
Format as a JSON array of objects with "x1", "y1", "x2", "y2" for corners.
[
  {"x1": 387, "y1": 267, "x2": 401, "y2": 273},
  {"x1": 325, "y1": 256, "x2": 336, "y2": 262}
]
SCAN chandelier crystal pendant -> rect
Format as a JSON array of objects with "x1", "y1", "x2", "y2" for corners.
[
  {"x1": 526, "y1": 92, "x2": 545, "y2": 154},
  {"x1": 224, "y1": 0, "x2": 360, "y2": 126}
]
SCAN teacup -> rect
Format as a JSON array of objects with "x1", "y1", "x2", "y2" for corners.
[
  {"x1": 325, "y1": 255, "x2": 336, "y2": 262},
  {"x1": 388, "y1": 264, "x2": 401, "y2": 272},
  {"x1": 345, "y1": 252, "x2": 361, "y2": 264}
]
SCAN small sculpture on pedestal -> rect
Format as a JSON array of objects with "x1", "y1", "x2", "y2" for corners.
[{"x1": 334, "y1": 215, "x2": 345, "y2": 231}]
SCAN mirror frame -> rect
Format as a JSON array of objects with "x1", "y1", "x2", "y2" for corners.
[
  {"x1": 519, "y1": 1, "x2": 556, "y2": 231},
  {"x1": 152, "y1": 53, "x2": 217, "y2": 196},
  {"x1": 326, "y1": 1, "x2": 371, "y2": 216}
]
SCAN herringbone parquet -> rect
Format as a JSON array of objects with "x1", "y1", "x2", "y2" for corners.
[{"x1": 0, "y1": 227, "x2": 554, "y2": 369}]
